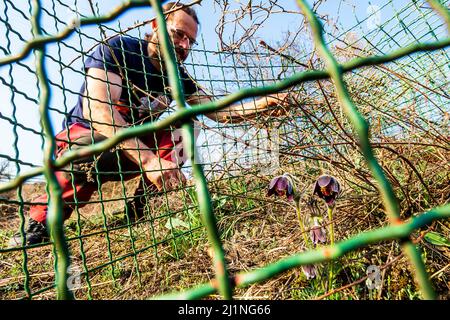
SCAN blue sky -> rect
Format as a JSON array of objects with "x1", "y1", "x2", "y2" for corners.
[{"x1": 0, "y1": 0, "x2": 448, "y2": 180}]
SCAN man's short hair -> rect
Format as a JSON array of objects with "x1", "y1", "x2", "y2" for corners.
[
  {"x1": 144, "y1": 2, "x2": 199, "y2": 42},
  {"x1": 162, "y1": 2, "x2": 199, "y2": 25}
]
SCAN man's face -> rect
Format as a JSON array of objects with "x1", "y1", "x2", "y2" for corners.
[{"x1": 166, "y1": 10, "x2": 198, "y2": 62}]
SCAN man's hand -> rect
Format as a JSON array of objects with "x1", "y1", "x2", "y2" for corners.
[
  {"x1": 145, "y1": 157, "x2": 186, "y2": 191},
  {"x1": 201, "y1": 89, "x2": 295, "y2": 123},
  {"x1": 150, "y1": 95, "x2": 170, "y2": 114}
]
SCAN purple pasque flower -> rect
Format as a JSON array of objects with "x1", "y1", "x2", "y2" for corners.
[
  {"x1": 267, "y1": 174, "x2": 295, "y2": 201},
  {"x1": 313, "y1": 175, "x2": 341, "y2": 207},
  {"x1": 302, "y1": 264, "x2": 317, "y2": 280},
  {"x1": 309, "y1": 217, "x2": 326, "y2": 245}
]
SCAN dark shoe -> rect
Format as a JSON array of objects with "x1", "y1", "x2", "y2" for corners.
[
  {"x1": 8, "y1": 218, "x2": 50, "y2": 248},
  {"x1": 125, "y1": 199, "x2": 145, "y2": 222},
  {"x1": 124, "y1": 182, "x2": 151, "y2": 222}
]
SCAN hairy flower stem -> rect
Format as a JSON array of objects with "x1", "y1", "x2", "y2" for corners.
[
  {"x1": 327, "y1": 206, "x2": 335, "y2": 290},
  {"x1": 295, "y1": 199, "x2": 311, "y2": 248},
  {"x1": 327, "y1": 206, "x2": 335, "y2": 245}
]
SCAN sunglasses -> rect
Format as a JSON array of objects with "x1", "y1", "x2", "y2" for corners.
[{"x1": 168, "y1": 27, "x2": 198, "y2": 48}]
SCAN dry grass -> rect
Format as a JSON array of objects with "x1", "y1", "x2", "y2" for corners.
[
  {"x1": 2, "y1": 145, "x2": 448, "y2": 300},
  {"x1": 1, "y1": 97, "x2": 449, "y2": 300}
]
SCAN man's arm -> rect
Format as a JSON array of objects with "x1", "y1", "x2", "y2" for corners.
[
  {"x1": 82, "y1": 68, "x2": 185, "y2": 190},
  {"x1": 186, "y1": 90, "x2": 290, "y2": 124}
]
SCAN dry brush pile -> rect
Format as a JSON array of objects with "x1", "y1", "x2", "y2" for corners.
[{"x1": 0, "y1": 0, "x2": 449, "y2": 300}]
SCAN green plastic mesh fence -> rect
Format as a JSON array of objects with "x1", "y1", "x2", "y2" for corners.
[{"x1": 0, "y1": 0, "x2": 449, "y2": 300}]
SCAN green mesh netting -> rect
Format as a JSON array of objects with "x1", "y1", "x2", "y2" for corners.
[{"x1": 0, "y1": 0, "x2": 449, "y2": 300}]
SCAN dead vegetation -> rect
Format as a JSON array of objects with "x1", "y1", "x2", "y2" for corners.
[
  {"x1": 1, "y1": 41, "x2": 449, "y2": 298},
  {"x1": 0, "y1": 139, "x2": 449, "y2": 300},
  {"x1": 0, "y1": 0, "x2": 449, "y2": 301}
]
